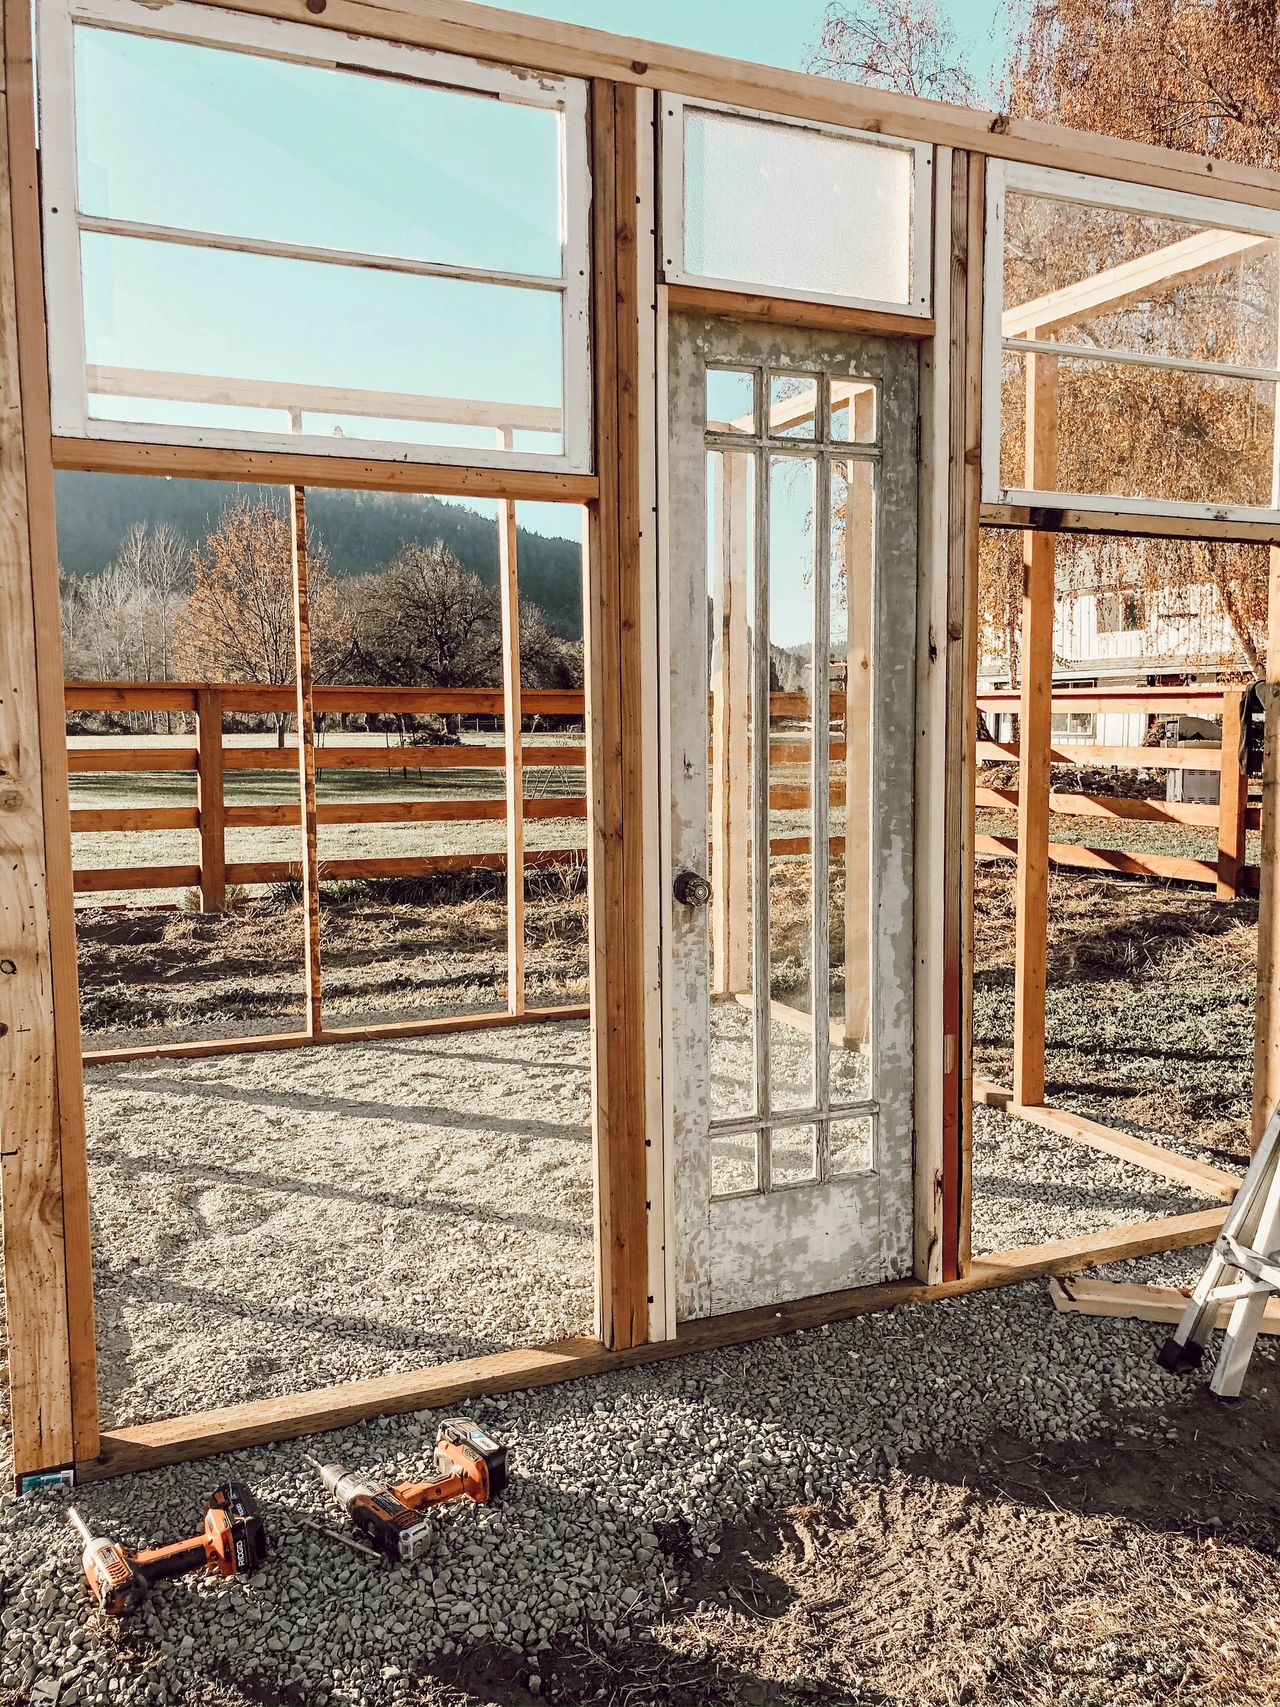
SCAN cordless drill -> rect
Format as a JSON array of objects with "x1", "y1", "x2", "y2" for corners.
[
  {"x1": 68, "y1": 1484, "x2": 269, "y2": 1617},
  {"x1": 309, "y1": 1417, "x2": 507, "y2": 1562}
]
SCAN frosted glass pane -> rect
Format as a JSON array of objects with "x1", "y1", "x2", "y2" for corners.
[{"x1": 683, "y1": 109, "x2": 913, "y2": 304}]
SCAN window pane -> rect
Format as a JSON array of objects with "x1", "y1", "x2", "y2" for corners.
[
  {"x1": 75, "y1": 26, "x2": 564, "y2": 277},
  {"x1": 770, "y1": 1123, "x2": 818, "y2": 1186},
  {"x1": 998, "y1": 345, "x2": 1274, "y2": 509},
  {"x1": 767, "y1": 454, "x2": 816, "y2": 1115},
  {"x1": 706, "y1": 368, "x2": 756, "y2": 433},
  {"x1": 829, "y1": 458, "x2": 874, "y2": 1106},
  {"x1": 829, "y1": 1116, "x2": 873, "y2": 1177},
  {"x1": 683, "y1": 107, "x2": 914, "y2": 304},
  {"x1": 707, "y1": 449, "x2": 758, "y2": 1123},
  {"x1": 768, "y1": 374, "x2": 819, "y2": 439},
  {"x1": 711, "y1": 1129, "x2": 757, "y2": 1197},
  {"x1": 82, "y1": 233, "x2": 564, "y2": 453},
  {"x1": 1003, "y1": 191, "x2": 1278, "y2": 368},
  {"x1": 831, "y1": 379, "x2": 878, "y2": 444}
]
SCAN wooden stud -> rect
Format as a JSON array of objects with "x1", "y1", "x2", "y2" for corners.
[
  {"x1": 497, "y1": 433, "x2": 526, "y2": 1016},
  {"x1": 289, "y1": 487, "x2": 323, "y2": 1038},
  {"x1": 585, "y1": 80, "x2": 651, "y2": 1351},
  {"x1": 1011, "y1": 343, "x2": 1058, "y2": 1108},
  {"x1": 77, "y1": 1203, "x2": 1226, "y2": 1482},
  {"x1": 2, "y1": 0, "x2": 99, "y2": 1476},
  {"x1": 194, "y1": 688, "x2": 226, "y2": 911}
]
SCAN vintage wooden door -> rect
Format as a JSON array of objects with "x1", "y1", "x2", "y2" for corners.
[{"x1": 665, "y1": 312, "x2": 920, "y2": 1318}]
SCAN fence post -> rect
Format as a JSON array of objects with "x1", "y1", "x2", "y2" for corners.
[
  {"x1": 1217, "y1": 687, "x2": 1249, "y2": 901},
  {"x1": 195, "y1": 686, "x2": 226, "y2": 911}
]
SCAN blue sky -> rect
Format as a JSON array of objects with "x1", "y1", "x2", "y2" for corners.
[
  {"x1": 484, "y1": 0, "x2": 1011, "y2": 92},
  {"x1": 73, "y1": 2, "x2": 1013, "y2": 552}
]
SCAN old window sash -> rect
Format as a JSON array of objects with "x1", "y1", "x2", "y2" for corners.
[
  {"x1": 981, "y1": 159, "x2": 1280, "y2": 527},
  {"x1": 35, "y1": 0, "x2": 593, "y2": 474},
  {"x1": 660, "y1": 93, "x2": 933, "y2": 320}
]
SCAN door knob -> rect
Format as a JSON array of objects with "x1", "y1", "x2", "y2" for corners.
[{"x1": 673, "y1": 869, "x2": 712, "y2": 907}]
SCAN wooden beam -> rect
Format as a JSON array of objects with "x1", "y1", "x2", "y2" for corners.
[
  {"x1": 290, "y1": 487, "x2": 323, "y2": 1037},
  {"x1": 85, "y1": 363, "x2": 562, "y2": 434},
  {"x1": 1012, "y1": 345, "x2": 1057, "y2": 1107},
  {"x1": 585, "y1": 80, "x2": 651, "y2": 1352},
  {"x1": 954, "y1": 154, "x2": 984, "y2": 1277},
  {"x1": 2, "y1": 0, "x2": 98, "y2": 1479},
  {"x1": 666, "y1": 283, "x2": 934, "y2": 340},
  {"x1": 978, "y1": 739, "x2": 1225, "y2": 771},
  {"x1": 981, "y1": 501, "x2": 1280, "y2": 545},
  {"x1": 52, "y1": 437, "x2": 598, "y2": 503},
  {"x1": 975, "y1": 1080, "x2": 1242, "y2": 1200},
  {"x1": 77, "y1": 1204, "x2": 1227, "y2": 1482},
  {"x1": 1048, "y1": 1274, "x2": 1280, "y2": 1332},
  {"x1": 975, "y1": 786, "x2": 1226, "y2": 828},
  {"x1": 83, "y1": 1003, "x2": 591, "y2": 1068},
  {"x1": 497, "y1": 436, "x2": 526, "y2": 1018},
  {"x1": 1002, "y1": 228, "x2": 1272, "y2": 339},
  {"x1": 976, "y1": 833, "x2": 1226, "y2": 887}
]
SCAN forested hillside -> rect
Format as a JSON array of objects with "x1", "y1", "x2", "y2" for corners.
[{"x1": 53, "y1": 471, "x2": 584, "y2": 639}]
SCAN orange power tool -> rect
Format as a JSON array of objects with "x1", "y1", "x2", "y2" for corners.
[
  {"x1": 68, "y1": 1484, "x2": 269, "y2": 1617},
  {"x1": 309, "y1": 1417, "x2": 507, "y2": 1562}
]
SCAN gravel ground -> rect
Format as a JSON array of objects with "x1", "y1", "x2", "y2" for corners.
[
  {"x1": 4, "y1": 1273, "x2": 1276, "y2": 1707},
  {"x1": 85, "y1": 1025, "x2": 596, "y2": 1428}
]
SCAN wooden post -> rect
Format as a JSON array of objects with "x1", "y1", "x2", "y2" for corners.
[
  {"x1": 585, "y1": 79, "x2": 651, "y2": 1351},
  {"x1": 1, "y1": 0, "x2": 99, "y2": 1476},
  {"x1": 1011, "y1": 343, "x2": 1058, "y2": 1107},
  {"x1": 709, "y1": 452, "x2": 751, "y2": 997},
  {"x1": 497, "y1": 431, "x2": 526, "y2": 1016},
  {"x1": 1217, "y1": 687, "x2": 1248, "y2": 901},
  {"x1": 289, "y1": 487, "x2": 322, "y2": 1038},
  {"x1": 195, "y1": 687, "x2": 226, "y2": 911}
]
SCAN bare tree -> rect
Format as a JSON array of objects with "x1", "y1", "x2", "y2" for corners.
[
  {"x1": 350, "y1": 543, "x2": 504, "y2": 690},
  {"x1": 808, "y1": 0, "x2": 982, "y2": 104},
  {"x1": 997, "y1": 0, "x2": 1280, "y2": 675},
  {"x1": 176, "y1": 499, "x2": 344, "y2": 743}
]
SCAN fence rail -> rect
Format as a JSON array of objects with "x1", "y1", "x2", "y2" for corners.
[
  {"x1": 66, "y1": 679, "x2": 590, "y2": 901},
  {"x1": 975, "y1": 684, "x2": 1255, "y2": 899},
  {"x1": 67, "y1": 679, "x2": 1255, "y2": 904}
]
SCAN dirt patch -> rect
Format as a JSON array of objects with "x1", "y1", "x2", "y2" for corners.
[
  {"x1": 74, "y1": 868, "x2": 590, "y2": 1046},
  {"x1": 430, "y1": 1387, "x2": 1280, "y2": 1707},
  {"x1": 974, "y1": 860, "x2": 1257, "y2": 1160}
]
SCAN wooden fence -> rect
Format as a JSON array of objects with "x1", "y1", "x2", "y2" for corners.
[
  {"x1": 974, "y1": 684, "x2": 1257, "y2": 900},
  {"x1": 65, "y1": 679, "x2": 589, "y2": 903}
]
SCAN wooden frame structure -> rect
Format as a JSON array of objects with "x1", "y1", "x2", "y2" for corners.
[{"x1": 4, "y1": 0, "x2": 1280, "y2": 1486}]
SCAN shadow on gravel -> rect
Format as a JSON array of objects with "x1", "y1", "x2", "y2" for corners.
[{"x1": 424, "y1": 1383, "x2": 1280, "y2": 1707}]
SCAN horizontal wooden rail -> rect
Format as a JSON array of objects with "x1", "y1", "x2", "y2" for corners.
[
  {"x1": 975, "y1": 831, "x2": 1259, "y2": 890},
  {"x1": 978, "y1": 685, "x2": 1229, "y2": 714},
  {"x1": 977, "y1": 739, "x2": 1224, "y2": 771},
  {"x1": 73, "y1": 845, "x2": 588, "y2": 895},
  {"x1": 974, "y1": 785, "x2": 1258, "y2": 830}
]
